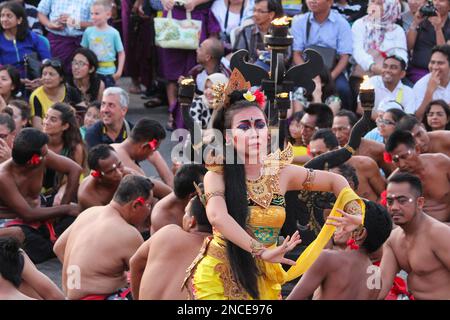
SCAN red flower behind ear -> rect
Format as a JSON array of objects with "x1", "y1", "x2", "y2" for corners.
[
  {"x1": 306, "y1": 145, "x2": 311, "y2": 156},
  {"x1": 383, "y1": 151, "x2": 392, "y2": 164},
  {"x1": 380, "y1": 190, "x2": 387, "y2": 207},
  {"x1": 148, "y1": 139, "x2": 158, "y2": 151},
  {"x1": 136, "y1": 197, "x2": 145, "y2": 205},
  {"x1": 253, "y1": 89, "x2": 266, "y2": 109},
  {"x1": 91, "y1": 170, "x2": 101, "y2": 178},
  {"x1": 28, "y1": 154, "x2": 41, "y2": 166},
  {"x1": 346, "y1": 238, "x2": 359, "y2": 250}
]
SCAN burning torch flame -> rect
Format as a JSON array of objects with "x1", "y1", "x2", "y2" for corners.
[
  {"x1": 272, "y1": 16, "x2": 291, "y2": 26},
  {"x1": 360, "y1": 75, "x2": 374, "y2": 90},
  {"x1": 181, "y1": 78, "x2": 195, "y2": 86}
]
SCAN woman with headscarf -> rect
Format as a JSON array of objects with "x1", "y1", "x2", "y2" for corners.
[{"x1": 350, "y1": 0, "x2": 408, "y2": 99}]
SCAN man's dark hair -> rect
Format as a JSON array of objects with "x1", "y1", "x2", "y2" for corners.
[
  {"x1": 305, "y1": 103, "x2": 334, "y2": 129},
  {"x1": 87, "y1": 144, "x2": 115, "y2": 171},
  {"x1": 388, "y1": 172, "x2": 423, "y2": 197},
  {"x1": 385, "y1": 130, "x2": 416, "y2": 153},
  {"x1": 189, "y1": 183, "x2": 212, "y2": 232},
  {"x1": 0, "y1": 237, "x2": 25, "y2": 288},
  {"x1": 113, "y1": 175, "x2": 154, "y2": 205},
  {"x1": 384, "y1": 55, "x2": 407, "y2": 71},
  {"x1": 130, "y1": 118, "x2": 166, "y2": 143},
  {"x1": 396, "y1": 114, "x2": 420, "y2": 132},
  {"x1": 0, "y1": 114, "x2": 16, "y2": 133},
  {"x1": 361, "y1": 200, "x2": 393, "y2": 253},
  {"x1": 335, "y1": 109, "x2": 358, "y2": 127},
  {"x1": 311, "y1": 128, "x2": 339, "y2": 150},
  {"x1": 255, "y1": 0, "x2": 284, "y2": 17},
  {"x1": 12, "y1": 128, "x2": 49, "y2": 165},
  {"x1": 431, "y1": 44, "x2": 450, "y2": 65},
  {"x1": 174, "y1": 164, "x2": 207, "y2": 199},
  {"x1": 336, "y1": 163, "x2": 359, "y2": 190},
  {"x1": 206, "y1": 37, "x2": 225, "y2": 61}
]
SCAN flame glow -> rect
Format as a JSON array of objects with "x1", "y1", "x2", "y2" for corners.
[
  {"x1": 360, "y1": 75, "x2": 374, "y2": 90},
  {"x1": 181, "y1": 78, "x2": 195, "y2": 86},
  {"x1": 272, "y1": 16, "x2": 291, "y2": 26}
]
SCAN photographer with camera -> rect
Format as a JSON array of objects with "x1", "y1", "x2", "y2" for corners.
[{"x1": 407, "y1": 0, "x2": 450, "y2": 84}]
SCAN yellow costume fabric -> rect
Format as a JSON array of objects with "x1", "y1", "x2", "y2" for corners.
[{"x1": 286, "y1": 187, "x2": 365, "y2": 281}]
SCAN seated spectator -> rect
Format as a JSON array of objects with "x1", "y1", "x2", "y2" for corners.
[
  {"x1": 366, "y1": 55, "x2": 416, "y2": 118},
  {"x1": 16, "y1": 0, "x2": 43, "y2": 35},
  {"x1": 85, "y1": 87, "x2": 133, "y2": 149},
  {"x1": 351, "y1": 0, "x2": 407, "y2": 105},
  {"x1": 80, "y1": 100, "x2": 100, "y2": 140},
  {"x1": 0, "y1": 1, "x2": 51, "y2": 80},
  {"x1": 332, "y1": 0, "x2": 368, "y2": 24},
  {"x1": 407, "y1": 0, "x2": 450, "y2": 83},
  {"x1": 401, "y1": 0, "x2": 426, "y2": 32},
  {"x1": 423, "y1": 99, "x2": 450, "y2": 130},
  {"x1": 80, "y1": 0, "x2": 125, "y2": 88},
  {"x1": 42, "y1": 103, "x2": 87, "y2": 206},
  {"x1": 292, "y1": 0, "x2": 354, "y2": 111},
  {"x1": 0, "y1": 65, "x2": 21, "y2": 110},
  {"x1": 292, "y1": 67, "x2": 342, "y2": 115},
  {"x1": 365, "y1": 107, "x2": 407, "y2": 143},
  {"x1": 0, "y1": 113, "x2": 15, "y2": 163},
  {"x1": 296, "y1": 103, "x2": 334, "y2": 147},
  {"x1": 5, "y1": 99, "x2": 30, "y2": 131},
  {"x1": 37, "y1": 0, "x2": 95, "y2": 75},
  {"x1": 189, "y1": 73, "x2": 228, "y2": 129},
  {"x1": 211, "y1": 0, "x2": 253, "y2": 50},
  {"x1": 233, "y1": 0, "x2": 285, "y2": 65},
  {"x1": 414, "y1": 44, "x2": 450, "y2": 121},
  {"x1": 29, "y1": 59, "x2": 83, "y2": 130},
  {"x1": 69, "y1": 48, "x2": 105, "y2": 104}
]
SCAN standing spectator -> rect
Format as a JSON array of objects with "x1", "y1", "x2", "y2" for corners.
[
  {"x1": 81, "y1": 0, "x2": 125, "y2": 88},
  {"x1": 37, "y1": 0, "x2": 95, "y2": 75},
  {"x1": 29, "y1": 59, "x2": 83, "y2": 130},
  {"x1": 406, "y1": 0, "x2": 450, "y2": 83},
  {"x1": 158, "y1": 0, "x2": 221, "y2": 130},
  {"x1": 70, "y1": 48, "x2": 105, "y2": 104},
  {"x1": 414, "y1": 44, "x2": 450, "y2": 120},
  {"x1": 423, "y1": 99, "x2": 450, "y2": 130},
  {"x1": 350, "y1": 0, "x2": 407, "y2": 106},
  {"x1": 401, "y1": 0, "x2": 426, "y2": 31},
  {"x1": 0, "y1": 2, "x2": 51, "y2": 79},
  {"x1": 85, "y1": 87, "x2": 133, "y2": 149},
  {"x1": 292, "y1": 0, "x2": 354, "y2": 111}
]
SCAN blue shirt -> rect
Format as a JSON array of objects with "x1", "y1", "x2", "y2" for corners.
[
  {"x1": 37, "y1": 0, "x2": 95, "y2": 37},
  {"x1": 291, "y1": 10, "x2": 353, "y2": 55},
  {"x1": 0, "y1": 31, "x2": 51, "y2": 78},
  {"x1": 364, "y1": 127, "x2": 384, "y2": 144},
  {"x1": 81, "y1": 26, "x2": 124, "y2": 75}
]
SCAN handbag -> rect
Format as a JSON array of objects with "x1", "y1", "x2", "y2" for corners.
[
  {"x1": 154, "y1": 10, "x2": 202, "y2": 50},
  {"x1": 24, "y1": 52, "x2": 41, "y2": 80},
  {"x1": 306, "y1": 14, "x2": 338, "y2": 70}
]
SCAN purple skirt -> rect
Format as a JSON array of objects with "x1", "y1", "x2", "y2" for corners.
[{"x1": 157, "y1": 6, "x2": 220, "y2": 81}]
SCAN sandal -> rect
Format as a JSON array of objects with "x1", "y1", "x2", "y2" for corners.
[{"x1": 143, "y1": 97, "x2": 163, "y2": 108}]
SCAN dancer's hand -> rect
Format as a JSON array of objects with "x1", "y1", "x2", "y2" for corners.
[
  {"x1": 326, "y1": 209, "x2": 363, "y2": 233},
  {"x1": 260, "y1": 231, "x2": 301, "y2": 265}
]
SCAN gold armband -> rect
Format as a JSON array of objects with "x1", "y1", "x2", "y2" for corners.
[
  {"x1": 302, "y1": 169, "x2": 316, "y2": 191},
  {"x1": 343, "y1": 144, "x2": 356, "y2": 155}
]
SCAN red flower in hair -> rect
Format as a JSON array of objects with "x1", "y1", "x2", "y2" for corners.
[
  {"x1": 148, "y1": 139, "x2": 158, "y2": 151},
  {"x1": 28, "y1": 154, "x2": 41, "y2": 166},
  {"x1": 346, "y1": 238, "x2": 359, "y2": 250},
  {"x1": 383, "y1": 151, "x2": 393, "y2": 164},
  {"x1": 306, "y1": 145, "x2": 312, "y2": 156},
  {"x1": 380, "y1": 190, "x2": 387, "y2": 207},
  {"x1": 253, "y1": 89, "x2": 266, "y2": 108},
  {"x1": 136, "y1": 197, "x2": 145, "y2": 205},
  {"x1": 90, "y1": 170, "x2": 101, "y2": 178}
]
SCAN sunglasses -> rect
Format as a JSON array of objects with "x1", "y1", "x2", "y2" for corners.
[{"x1": 42, "y1": 59, "x2": 63, "y2": 68}]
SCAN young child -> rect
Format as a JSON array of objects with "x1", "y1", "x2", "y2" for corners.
[
  {"x1": 288, "y1": 111, "x2": 312, "y2": 166},
  {"x1": 80, "y1": 101, "x2": 100, "y2": 140},
  {"x1": 81, "y1": 0, "x2": 125, "y2": 88}
]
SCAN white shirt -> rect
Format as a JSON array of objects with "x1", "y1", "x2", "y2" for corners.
[
  {"x1": 352, "y1": 18, "x2": 408, "y2": 72},
  {"x1": 413, "y1": 73, "x2": 450, "y2": 110},
  {"x1": 211, "y1": 0, "x2": 253, "y2": 36},
  {"x1": 370, "y1": 76, "x2": 416, "y2": 114}
]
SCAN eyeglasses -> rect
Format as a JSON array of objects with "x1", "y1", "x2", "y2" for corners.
[
  {"x1": 71, "y1": 60, "x2": 88, "y2": 68},
  {"x1": 386, "y1": 196, "x2": 414, "y2": 206},
  {"x1": 300, "y1": 122, "x2": 318, "y2": 131},
  {"x1": 42, "y1": 59, "x2": 62, "y2": 68},
  {"x1": 376, "y1": 118, "x2": 396, "y2": 126},
  {"x1": 427, "y1": 111, "x2": 446, "y2": 117},
  {"x1": 392, "y1": 149, "x2": 413, "y2": 163}
]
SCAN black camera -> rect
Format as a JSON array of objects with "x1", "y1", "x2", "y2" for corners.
[{"x1": 419, "y1": 0, "x2": 438, "y2": 17}]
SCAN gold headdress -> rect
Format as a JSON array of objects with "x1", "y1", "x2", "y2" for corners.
[
  {"x1": 212, "y1": 68, "x2": 252, "y2": 109},
  {"x1": 193, "y1": 182, "x2": 207, "y2": 206}
]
